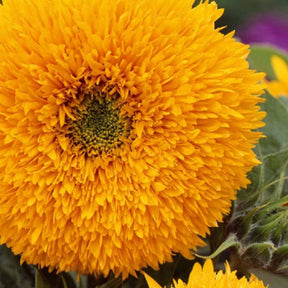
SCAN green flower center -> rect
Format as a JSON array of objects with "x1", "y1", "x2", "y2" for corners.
[{"x1": 66, "y1": 92, "x2": 131, "y2": 156}]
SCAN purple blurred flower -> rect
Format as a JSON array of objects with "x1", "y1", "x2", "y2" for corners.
[{"x1": 238, "y1": 12, "x2": 288, "y2": 52}]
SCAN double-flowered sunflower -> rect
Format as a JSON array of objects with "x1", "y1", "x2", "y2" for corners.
[{"x1": 0, "y1": 0, "x2": 265, "y2": 278}]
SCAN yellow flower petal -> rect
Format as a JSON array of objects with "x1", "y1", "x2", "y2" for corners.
[
  {"x1": 271, "y1": 55, "x2": 288, "y2": 84},
  {"x1": 145, "y1": 260, "x2": 268, "y2": 288},
  {"x1": 265, "y1": 55, "x2": 288, "y2": 97},
  {"x1": 144, "y1": 273, "x2": 163, "y2": 288}
]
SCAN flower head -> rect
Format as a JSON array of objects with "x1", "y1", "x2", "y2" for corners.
[
  {"x1": 144, "y1": 260, "x2": 268, "y2": 288},
  {"x1": 0, "y1": 0, "x2": 264, "y2": 278},
  {"x1": 264, "y1": 55, "x2": 288, "y2": 97}
]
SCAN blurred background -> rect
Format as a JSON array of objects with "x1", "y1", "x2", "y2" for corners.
[
  {"x1": 216, "y1": 0, "x2": 288, "y2": 30},
  {"x1": 215, "y1": 0, "x2": 288, "y2": 52}
]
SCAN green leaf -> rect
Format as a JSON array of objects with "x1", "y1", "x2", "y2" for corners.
[
  {"x1": 226, "y1": 90, "x2": 288, "y2": 273},
  {"x1": 249, "y1": 45, "x2": 288, "y2": 79},
  {"x1": 247, "y1": 93, "x2": 288, "y2": 202},
  {"x1": 258, "y1": 93, "x2": 288, "y2": 156},
  {"x1": 237, "y1": 92, "x2": 288, "y2": 204},
  {"x1": 196, "y1": 234, "x2": 241, "y2": 259},
  {"x1": 236, "y1": 92, "x2": 288, "y2": 207},
  {"x1": 257, "y1": 149, "x2": 288, "y2": 201},
  {"x1": 268, "y1": 245, "x2": 288, "y2": 272}
]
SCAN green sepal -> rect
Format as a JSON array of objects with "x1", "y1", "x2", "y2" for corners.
[
  {"x1": 267, "y1": 245, "x2": 288, "y2": 273},
  {"x1": 241, "y1": 243, "x2": 273, "y2": 268},
  {"x1": 229, "y1": 206, "x2": 264, "y2": 240}
]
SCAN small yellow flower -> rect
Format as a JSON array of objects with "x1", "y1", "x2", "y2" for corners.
[
  {"x1": 144, "y1": 260, "x2": 268, "y2": 288},
  {"x1": 265, "y1": 55, "x2": 288, "y2": 97}
]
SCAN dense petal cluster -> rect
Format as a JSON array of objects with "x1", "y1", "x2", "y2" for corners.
[
  {"x1": 0, "y1": 0, "x2": 264, "y2": 278},
  {"x1": 265, "y1": 55, "x2": 288, "y2": 97},
  {"x1": 145, "y1": 260, "x2": 268, "y2": 288}
]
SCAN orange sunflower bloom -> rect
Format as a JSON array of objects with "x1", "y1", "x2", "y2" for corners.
[
  {"x1": 145, "y1": 260, "x2": 268, "y2": 288},
  {"x1": 0, "y1": 0, "x2": 265, "y2": 278}
]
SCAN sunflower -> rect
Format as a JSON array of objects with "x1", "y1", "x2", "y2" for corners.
[
  {"x1": 0, "y1": 0, "x2": 265, "y2": 278},
  {"x1": 265, "y1": 55, "x2": 288, "y2": 97},
  {"x1": 144, "y1": 260, "x2": 268, "y2": 288}
]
